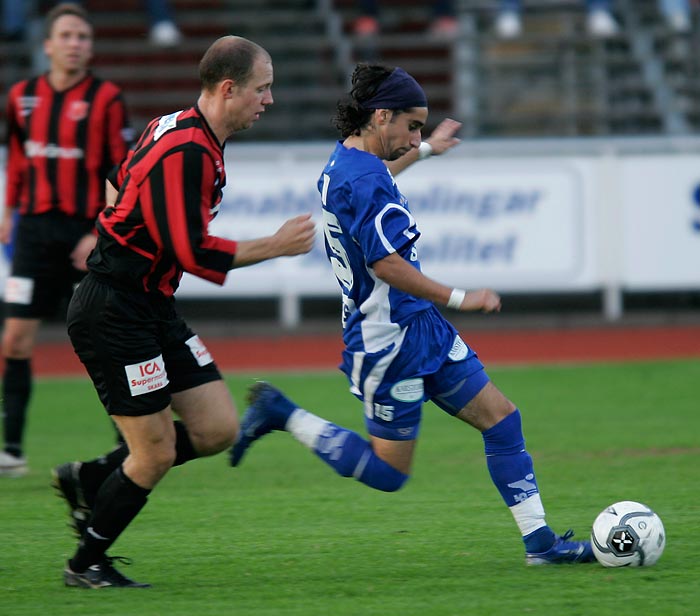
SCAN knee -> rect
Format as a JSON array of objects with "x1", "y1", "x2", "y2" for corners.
[
  {"x1": 146, "y1": 443, "x2": 177, "y2": 477},
  {"x1": 152, "y1": 445, "x2": 178, "y2": 474},
  {"x1": 124, "y1": 444, "x2": 176, "y2": 488},
  {"x1": 2, "y1": 328, "x2": 34, "y2": 359},
  {"x1": 189, "y1": 416, "x2": 239, "y2": 456}
]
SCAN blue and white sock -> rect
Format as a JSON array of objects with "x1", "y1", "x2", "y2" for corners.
[
  {"x1": 286, "y1": 409, "x2": 408, "y2": 492},
  {"x1": 482, "y1": 410, "x2": 555, "y2": 552}
]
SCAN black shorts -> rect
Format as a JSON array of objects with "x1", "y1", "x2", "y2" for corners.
[
  {"x1": 67, "y1": 273, "x2": 222, "y2": 416},
  {"x1": 4, "y1": 212, "x2": 94, "y2": 319}
]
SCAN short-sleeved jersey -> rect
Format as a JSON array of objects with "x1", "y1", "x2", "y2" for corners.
[
  {"x1": 318, "y1": 141, "x2": 433, "y2": 354},
  {"x1": 5, "y1": 73, "x2": 131, "y2": 219},
  {"x1": 89, "y1": 105, "x2": 237, "y2": 297}
]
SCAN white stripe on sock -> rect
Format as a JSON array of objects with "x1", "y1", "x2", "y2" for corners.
[
  {"x1": 509, "y1": 493, "x2": 547, "y2": 536},
  {"x1": 352, "y1": 448, "x2": 372, "y2": 479},
  {"x1": 286, "y1": 409, "x2": 331, "y2": 449}
]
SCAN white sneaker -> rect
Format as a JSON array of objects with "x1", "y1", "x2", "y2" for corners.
[
  {"x1": 495, "y1": 11, "x2": 522, "y2": 39},
  {"x1": 587, "y1": 9, "x2": 619, "y2": 38},
  {"x1": 149, "y1": 21, "x2": 182, "y2": 47},
  {"x1": 0, "y1": 450, "x2": 28, "y2": 477}
]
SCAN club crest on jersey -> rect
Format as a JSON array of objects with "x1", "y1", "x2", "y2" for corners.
[{"x1": 66, "y1": 100, "x2": 89, "y2": 121}]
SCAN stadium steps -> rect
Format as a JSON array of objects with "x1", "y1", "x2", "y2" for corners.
[
  {"x1": 331, "y1": 0, "x2": 456, "y2": 127},
  {"x1": 0, "y1": 0, "x2": 344, "y2": 143},
  {"x1": 330, "y1": 0, "x2": 699, "y2": 138},
  {"x1": 2, "y1": 0, "x2": 700, "y2": 142},
  {"x1": 0, "y1": 0, "x2": 345, "y2": 143},
  {"x1": 83, "y1": 0, "x2": 345, "y2": 141},
  {"x1": 468, "y1": 4, "x2": 650, "y2": 136}
]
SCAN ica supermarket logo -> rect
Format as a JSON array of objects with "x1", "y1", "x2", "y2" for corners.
[{"x1": 124, "y1": 355, "x2": 169, "y2": 396}]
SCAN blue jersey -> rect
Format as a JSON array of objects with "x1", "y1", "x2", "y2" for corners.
[
  {"x1": 318, "y1": 141, "x2": 488, "y2": 440},
  {"x1": 318, "y1": 141, "x2": 433, "y2": 352}
]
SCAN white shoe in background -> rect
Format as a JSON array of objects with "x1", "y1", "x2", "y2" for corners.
[
  {"x1": 0, "y1": 450, "x2": 28, "y2": 477},
  {"x1": 495, "y1": 11, "x2": 522, "y2": 39},
  {"x1": 149, "y1": 21, "x2": 183, "y2": 47},
  {"x1": 587, "y1": 9, "x2": 619, "y2": 38}
]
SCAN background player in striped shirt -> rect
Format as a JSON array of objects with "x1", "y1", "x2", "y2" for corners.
[
  {"x1": 52, "y1": 35, "x2": 315, "y2": 588},
  {"x1": 230, "y1": 63, "x2": 596, "y2": 566},
  {"x1": 0, "y1": 2, "x2": 132, "y2": 476}
]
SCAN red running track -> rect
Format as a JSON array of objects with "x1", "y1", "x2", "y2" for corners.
[{"x1": 29, "y1": 325, "x2": 700, "y2": 377}]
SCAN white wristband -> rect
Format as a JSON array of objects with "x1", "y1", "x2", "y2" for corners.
[
  {"x1": 447, "y1": 288, "x2": 466, "y2": 310},
  {"x1": 418, "y1": 141, "x2": 433, "y2": 160}
]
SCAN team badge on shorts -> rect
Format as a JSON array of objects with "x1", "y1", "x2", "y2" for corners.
[
  {"x1": 4, "y1": 276, "x2": 34, "y2": 305},
  {"x1": 125, "y1": 355, "x2": 169, "y2": 396},
  {"x1": 390, "y1": 378, "x2": 424, "y2": 402},
  {"x1": 185, "y1": 335, "x2": 213, "y2": 366},
  {"x1": 448, "y1": 335, "x2": 469, "y2": 361}
]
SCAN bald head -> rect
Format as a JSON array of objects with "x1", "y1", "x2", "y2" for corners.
[{"x1": 199, "y1": 36, "x2": 270, "y2": 92}]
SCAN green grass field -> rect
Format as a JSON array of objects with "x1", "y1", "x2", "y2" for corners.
[{"x1": 2, "y1": 359, "x2": 699, "y2": 616}]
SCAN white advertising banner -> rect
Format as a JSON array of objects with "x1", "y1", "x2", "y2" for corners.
[
  {"x1": 394, "y1": 157, "x2": 598, "y2": 290},
  {"x1": 619, "y1": 156, "x2": 700, "y2": 289},
  {"x1": 178, "y1": 150, "x2": 601, "y2": 296},
  {"x1": 178, "y1": 158, "x2": 337, "y2": 297},
  {"x1": 2, "y1": 143, "x2": 700, "y2": 313}
]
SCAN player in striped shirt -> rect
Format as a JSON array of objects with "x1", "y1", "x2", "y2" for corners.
[
  {"x1": 52, "y1": 35, "x2": 315, "y2": 588},
  {"x1": 0, "y1": 2, "x2": 132, "y2": 477}
]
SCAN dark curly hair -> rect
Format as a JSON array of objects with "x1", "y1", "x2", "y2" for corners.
[{"x1": 334, "y1": 64, "x2": 408, "y2": 138}]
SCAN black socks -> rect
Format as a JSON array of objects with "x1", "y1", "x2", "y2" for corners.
[
  {"x1": 77, "y1": 420, "x2": 199, "y2": 507},
  {"x1": 69, "y1": 466, "x2": 151, "y2": 573},
  {"x1": 2, "y1": 358, "x2": 31, "y2": 457}
]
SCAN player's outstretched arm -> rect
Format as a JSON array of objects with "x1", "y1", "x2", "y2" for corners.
[
  {"x1": 385, "y1": 118, "x2": 462, "y2": 176},
  {"x1": 372, "y1": 252, "x2": 501, "y2": 313},
  {"x1": 231, "y1": 213, "x2": 316, "y2": 268}
]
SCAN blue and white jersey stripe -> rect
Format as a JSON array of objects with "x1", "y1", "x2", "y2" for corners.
[{"x1": 318, "y1": 141, "x2": 433, "y2": 358}]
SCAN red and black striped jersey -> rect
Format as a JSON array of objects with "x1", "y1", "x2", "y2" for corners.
[
  {"x1": 89, "y1": 105, "x2": 238, "y2": 297},
  {"x1": 5, "y1": 72, "x2": 132, "y2": 220}
]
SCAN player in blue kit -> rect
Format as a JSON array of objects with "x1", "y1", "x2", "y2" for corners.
[{"x1": 230, "y1": 63, "x2": 594, "y2": 565}]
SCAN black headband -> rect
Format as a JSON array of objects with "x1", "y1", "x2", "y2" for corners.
[{"x1": 359, "y1": 68, "x2": 428, "y2": 110}]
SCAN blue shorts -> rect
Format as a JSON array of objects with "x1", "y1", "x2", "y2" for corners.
[{"x1": 341, "y1": 307, "x2": 490, "y2": 441}]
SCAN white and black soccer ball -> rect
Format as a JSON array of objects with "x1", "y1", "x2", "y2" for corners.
[{"x1": 591, "y1": 500, "x2": 666, "y2": 567}]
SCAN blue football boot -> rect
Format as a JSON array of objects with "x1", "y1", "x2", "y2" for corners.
[
  {"x1": 525, "y1": 529, "x2": 595, "y2": 565},
  {"x1": 229, "y1": 381, "x2": 297, "y2": 467}
]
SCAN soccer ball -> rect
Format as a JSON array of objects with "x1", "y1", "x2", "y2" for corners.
[{"x1": 591, "y1": 500, "x2": 666, "y2": 567}]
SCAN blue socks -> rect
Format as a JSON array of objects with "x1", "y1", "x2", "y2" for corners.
[
  {"x1": 289, "y1": 406, "x2": 552, "y2": 551},
  {"x1": 523, "y1": 526, "x2": 557, "y2": 554},
  {"x1": 482, "y1": 410, "x2": 536, "y2": 506},
  {"x1": 482, "y1": 410, "x2": 553, "y2": 550},
  {"x1": 312, "y1": 424, "x2": 408, "y2": 492}
]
